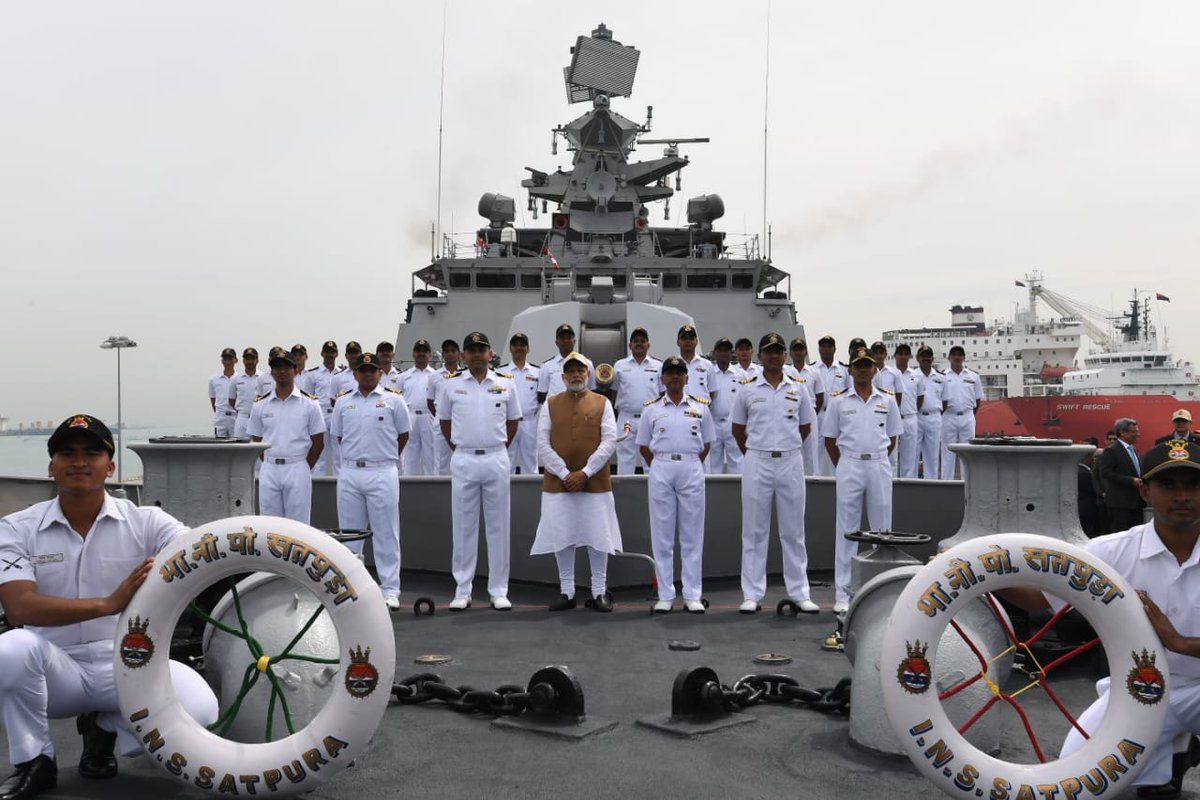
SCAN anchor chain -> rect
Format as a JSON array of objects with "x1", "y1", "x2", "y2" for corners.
[
  {"x1": 390, "y1": 665, "x2": 585, "y2": 719},
  {"x1": 672, "y1": 667, "x2": 851, "y2": 718}
]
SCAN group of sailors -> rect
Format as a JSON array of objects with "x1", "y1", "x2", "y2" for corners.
[{"x1": 204, "y1": 325, "x2": 985, "y2": 617}]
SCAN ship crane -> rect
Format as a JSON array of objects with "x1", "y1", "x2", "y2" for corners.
[{"x1": 1022, "y1": 275, "x2": 1116, "y2": 349}]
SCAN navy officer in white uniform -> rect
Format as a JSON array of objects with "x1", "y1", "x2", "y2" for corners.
[
  {"x1": 676, "y1": 323, "x2": 715, "y2": 402},
  {"x1": 731, "y1": 332, "x2": 819, "y2": 614},
  {"x1": 784, "y1": 337, "x2": 825, "y2": 476},
  {"x1": 914, "y1": 344, "x2": 945, "y2": 479},
  {"x1": 610, "y1": 326, "x2": 663, "y2": 474},
  {"x1": 426, "y1": 338, "x2": 462, "y2": 476},
  {"x1": 537, "y1": 323, "x2": 595, "y2": 402},
  {"x1": 638, "y1": 356, "x2": 714, "y2": 613},
  {"x1": 208, "y1": 347, "x2": 238, "y2": 437},
  {"x1": 331, "y1": 351, "x2": 411, "y2": 611},
  {"x1": 227, "y1": 347, "x2": 273, "y2": 437},
  {"x1": 823, "y1": 346, "x2": 902, "y2": 613},
  {"x1": 249, "y1": 348, "x2": 325, "y2": 524},
  {"x1": 707, "y1": 336, "x2": 744, "y2": 474},
  {"x1": 499, "y1": 332, "x2": 541, "y2": 474},
  {"x1": 438, "y1": 332, "x2": 522, "y2": 611},
  {"x1": 396, "y1": 338, "x2": 437, "y2": 475},
  {"x1": 940, "y1": 344, "x2": 983, "y2": 479},
  {"x1": 0, "y1": 415, "x2": 218, "y2": 800}
]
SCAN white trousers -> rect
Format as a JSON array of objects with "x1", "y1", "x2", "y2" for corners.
[
  {"x1": 897, "y1": 415, "x2": 920, "y2": 478},
  {"x1": 1061, "y1": 676, "x2": 1200, "y2": 788},
  {"x1": 940, "y1": 411, "x2": 976, "y2": 479},
  {"x1": 450, "y1": 448, "x2": 511, "y2": 597},
  {"x1": 234, "y1": 413, "x2": 251, "y2": 437},
  {"x1": 706, "y1": 418, "x2": 743, "y2": 474},
  {"x1": 739, "y1": 449, "x2": 810, "y2": 602},
  {"x1": 214, "y1": 409, "x2": 236, "y2": 437},
  {"x1": 615, "y1": 412, "x2": 646, "y2": 474},
  {"x1": 337, "y1": 464, "x2": 401, "y2": 597},
  {"x1": 402, "y1": 412, "x2": 436, "y2": 476},
  {"x1": 0, "y1": 631, "x2": 218, "y2": 765},
  {"x1": 508, "y1": 415, "x2": 538, "y2": 474},
  {"x1": 554, "y1": 546, "x2": 609, "y2": 598},
  {"x1": 648, "y1": 457, "x2": 706, "y2": 601},
  {"x1": 817, "y1": 413, "x2": 836, "y2": 477},
  {"x1": 258, "y1": 460, "x2": 312, "y2": 524},
  {"x1": 834, "y1": 455, "x2": 893, "y2": 603},
  {"x1": 802, "y1": 422, "x2": 821, "y2": 477},
  {"x1": 917, "y1": 412, "x2": 943, "y2": 479},
  {"x1": 433, "y1": 431, "x2": 452, "y2": 475}
]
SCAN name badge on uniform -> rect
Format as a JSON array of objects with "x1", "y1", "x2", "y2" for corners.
[
  {"x1": 30, "y1": 553, "x2": 63, "y2": 565},
  {"x1": 376, "y1": 399, "x2": 387, "y2": 407}
]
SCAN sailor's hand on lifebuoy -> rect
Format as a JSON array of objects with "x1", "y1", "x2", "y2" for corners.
[
  {"x1": 106, "y1": 557, "x2": 155, "y2": 614},
  {"x1": 1138, "y1": 590, "x2": 1184, "y2": 652}
]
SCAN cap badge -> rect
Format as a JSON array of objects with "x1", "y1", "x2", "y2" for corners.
[
  {"x1": 1168, "y1": 440, "x2": 1190, "y2": 460},
  {"x1": 68, "y1": 415, "x2": 90, "y2": 429}
]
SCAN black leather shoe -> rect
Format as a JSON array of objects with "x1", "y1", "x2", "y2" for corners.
[
  {"x1": 76, "y1": 712, "x2": 117, "y2": 779},
  {"x1": 547, "y1": 594, "x2": 577, "y2": 611},
  {"x1": 592, "y1": 591, "x2": 614, "y2": 613},
  {"x1": 0, "y1": 755, "x2": 57, "y2": 800}
]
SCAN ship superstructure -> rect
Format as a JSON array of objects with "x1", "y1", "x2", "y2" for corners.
[{"x1": 397, "y1": 24, "x2": 802, "y2": 368}]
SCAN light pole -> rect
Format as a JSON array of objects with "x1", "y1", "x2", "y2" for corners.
[{"x1": 100, "y1": 335, "x2": 137, "y2": 488}]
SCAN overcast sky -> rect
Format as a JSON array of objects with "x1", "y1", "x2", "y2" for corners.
[{"x1": 2, "y1": 1, "x2": 1198, "y2": 431}]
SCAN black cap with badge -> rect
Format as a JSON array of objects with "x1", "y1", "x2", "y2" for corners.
[
  {"x1": 463, "y1": 331, "x2": 491, "y2": 349},
  {"x1": 221, "y1": 347, "x2": 237, "y2": 358},
  {"x1": 243, "y1": 347, "x2": 259, "y2": 358},
  {"x1": 412, "y1": 338, "x2": 432, "y2": 352},
  {"x1": 268, "y1": 347, "x2": 296, "y2": 367},
  {"x1": 759, "y1": 332, "x2": 786, "y2": 351},
  {"x1": 555, "y1": 323, "x2": 575, "y2": 338},
  {"x1": 47, "y1": 414, "x2": 116, "y2": 457},
  {"x1": 354, "y1": 352, "x2": 381, "y2": 371},
  {"x1": 713, "y1": 336, "x2": 733, "y2": 350},
  {"x1": 510, "y1": 332, "x2": 529, "y2": 345},
  {"x1": 678, "y1": 324, "x2": 698, "y2": 339},
  {"x1": 849, "y1": 347, "x2": 875, "y2": 366},
  {"x1": 1141, "y1": 439, "x2": 1200, "y2": 481},
  {"x1": 662, "y1": 356, "x2": 689, "y2": 373},
  {"x1": 321, "y1": 340, "x2": 338, "y2": 354}
]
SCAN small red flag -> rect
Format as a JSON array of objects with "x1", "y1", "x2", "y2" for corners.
[{"x1": 1157, "y1": 293, "x2": 1171, "y2": 302}]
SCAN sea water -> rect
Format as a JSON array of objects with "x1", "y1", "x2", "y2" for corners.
[{"x1": 0, "y1": 424, "x2": 205, "y2": 479}]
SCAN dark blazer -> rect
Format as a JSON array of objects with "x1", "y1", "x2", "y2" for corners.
[
  {"x1": 1100, "y1": 441, "x2": 1144, "y2": 511},
  {"x1": 1077, "y1": 463, "x2": 1099, "y2": 537}
]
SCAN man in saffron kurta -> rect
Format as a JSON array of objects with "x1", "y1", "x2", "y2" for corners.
[{"x1": 531, "y1": 352, "x2": 622, "y2": 612}]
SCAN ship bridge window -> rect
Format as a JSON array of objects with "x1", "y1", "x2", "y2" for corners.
[
  {"x1": 731, "y1": 274, "x2": 754, "y2": 289},
  {"x1": 476, "y1": 271, "x2": 516, "y2": 289},
  {"x1": 449, "y1": 271, "x2": 471, "y2": 288},
  {"x1": 521, "y1": 273, "x2": 541, "y2": 289},
  {"x1": 686, "y1": 273, "x2": 727, "y2": 289},
  {"x1": 662, "y1": 274, "x2": 682, "y2": 289}
]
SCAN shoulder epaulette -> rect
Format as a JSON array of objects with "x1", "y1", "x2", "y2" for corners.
[
  {"x1": 444, "y1": 370, "x2": 461, "y2": 378},
  {"x1": 837, "y1": 361, "x2": 848, "y2": 367},
  {"x1": 643, "y1": 396, "x2": 658, "y2": 406},
  {"x1": 882, "y1": 388, "x2": 895, "y2": 395},
  {"x1": 385, "y1": 387, "x2": 403, "y2": 395},
  {"x1": 688, "y1": 394, "x2": 711, "y2": 405},
  {"x1": 786, "y1": 374, "x2": 806, "y2": 383},
  {"x1": 255, "y1": 394, "x2": 269, "y2": 402},
  {"x1": 335, "y1": 389, "x2": 351, "y2": 398},
  {"x1": 831, "y1": 388, "x2": 847, "y2": 397},
  {"x1": 303, "y1": 391, "x2": 318, "y2": 400},
  {"x1": 529, "y1": 361, "x2": 540, "y2": 368},
  {"x1": 739, "y1": 376, "x2": 756, "y2": 384},
  {"x1": 306, "y1": 366, "x2": 318, "y2": 372},
  {"x1": 496, "y1": 370, "x2": 514, "y2": 379}
]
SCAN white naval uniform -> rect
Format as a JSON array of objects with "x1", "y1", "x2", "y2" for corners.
[
  {"x1": 874, "y1": 364, "x2": 905, "y2": 472},
  {"x1": 785, "y1": 363, "x2": 826, "y2": 477},
  {"x1": 499, "y1": 361, "x2": 541, "y2": 474},
  {"x1": 731, "y1": 372, "x2": 818, "y2": 604},
  {"x1": 537, "y1": 353, "x2": 596, "y2": 397},
  {"x1": 308, "y1": 364, "x2": 342, "y2": 475},
  {"x1": 940, "y1": 366, "x2": 982, "y2": 479},
  {"x1": 707, "y1": 364, "x2": 744, "y2": 473},
  {"x1": 610, "y1": 354, "x2": 663, "y2": 474},
  {"x1": 0, "y1": 496, "x2": 219, "y2": 765},
  {"x1": 209, "y1": 372, "x2": 236, "y2": 436},
  {"x1": 894, "y1": 366, "x2": 926, "y2": 478},
  {"x1": 249, "y1": 387, "x2": 324, "y2": 524},
  {"x1": 381, "y1": 367, "x2": 403, "y2": 392},
  {"x1": 332, "y1": 385, "x2": 410, "y2": 599},
  {"x1": 427, "y1": 368, "x2": 461, "y2": 475},
  {"x1": 681, "y1": 354, "x2": 716, "y2": 402},
  {"x1": 396, "y1": 365, "x2": 436, "y2": 475},
  {"x1": 228, "y1": 371, "x2": 273, "y2": 437},
  {"x1": 637, "y1": 393, "x2": 715, "y2": 602},
  {"x1": 916, "y1": 368, "x2": 945, "y2": 479},
  {"x1": 531, "y1": 397, "x2": 622, "y2": 598},
  {"x1": 823, "y1": 386, "x2": 902, "y2": 604},
  {"x1": 1059, "y1": 522, "x2": 1200, "y2": 788},
  {"x1": 438, "y1": 370, "x2": 522, "y2": 599},
  {"x1": 814, "y1": 360, "x2": 851, "y2": 476}
]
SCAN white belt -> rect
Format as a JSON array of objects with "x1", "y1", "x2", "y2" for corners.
[
  {"x1": 410, "y1": 409, "x2": 426, "y2": 415},
  {"x1": 920, "y1": 411, "x2": 941, "y2": 416},
  {"x1": 349, "y1": 459, "x2": 396, "y2": 468},
  {"x1": 266, "y1": 456, "x2": 307, "y2": 465},
  {"x1": 749, "y1": 448, "x2": 800, "y2": 458},
  {"x1": 654, "y1": 452, "x2": 700, "y2": 462},
  {"x1": 842, "y1": 451, "x2": 888, "y2": 461},
  {"x1": 456, "y1": 445, "x2": 506, "y2": 455},
  {"x1": 948, "y1": 410, "x2": 971, "y2": 416}
]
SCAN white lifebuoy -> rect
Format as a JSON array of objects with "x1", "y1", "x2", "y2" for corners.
[
  {"x1": 882, "y1": 533, "x2": 1168, "y2": 799},
  {"x1": 114, "y1": 515, "x2": 395, "y2": 797}
]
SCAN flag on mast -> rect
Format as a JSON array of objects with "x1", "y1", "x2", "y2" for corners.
[{"x1": 1157, "y1": 292, "x2": 1171, "y2": 302}]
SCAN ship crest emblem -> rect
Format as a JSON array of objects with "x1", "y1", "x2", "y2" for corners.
[
  {"x1": 896, "y1": 640, "x2": 932, "y2": 694},
  {"x1": 68, "y1": 415, "x2": 91, "y2": 429},
  {"x1": 1168, "y1": 440, "x2": 1190, "y2": 461},
  {"x1": 344, "y1": 645, "x2": 379, "y2": 699},
  {"x1": 1126, "y1": 649, "x2": 1165, "y2": 705},
  {"x1": 119, "y1": 615, "x2": 155, "y2": 669}
]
